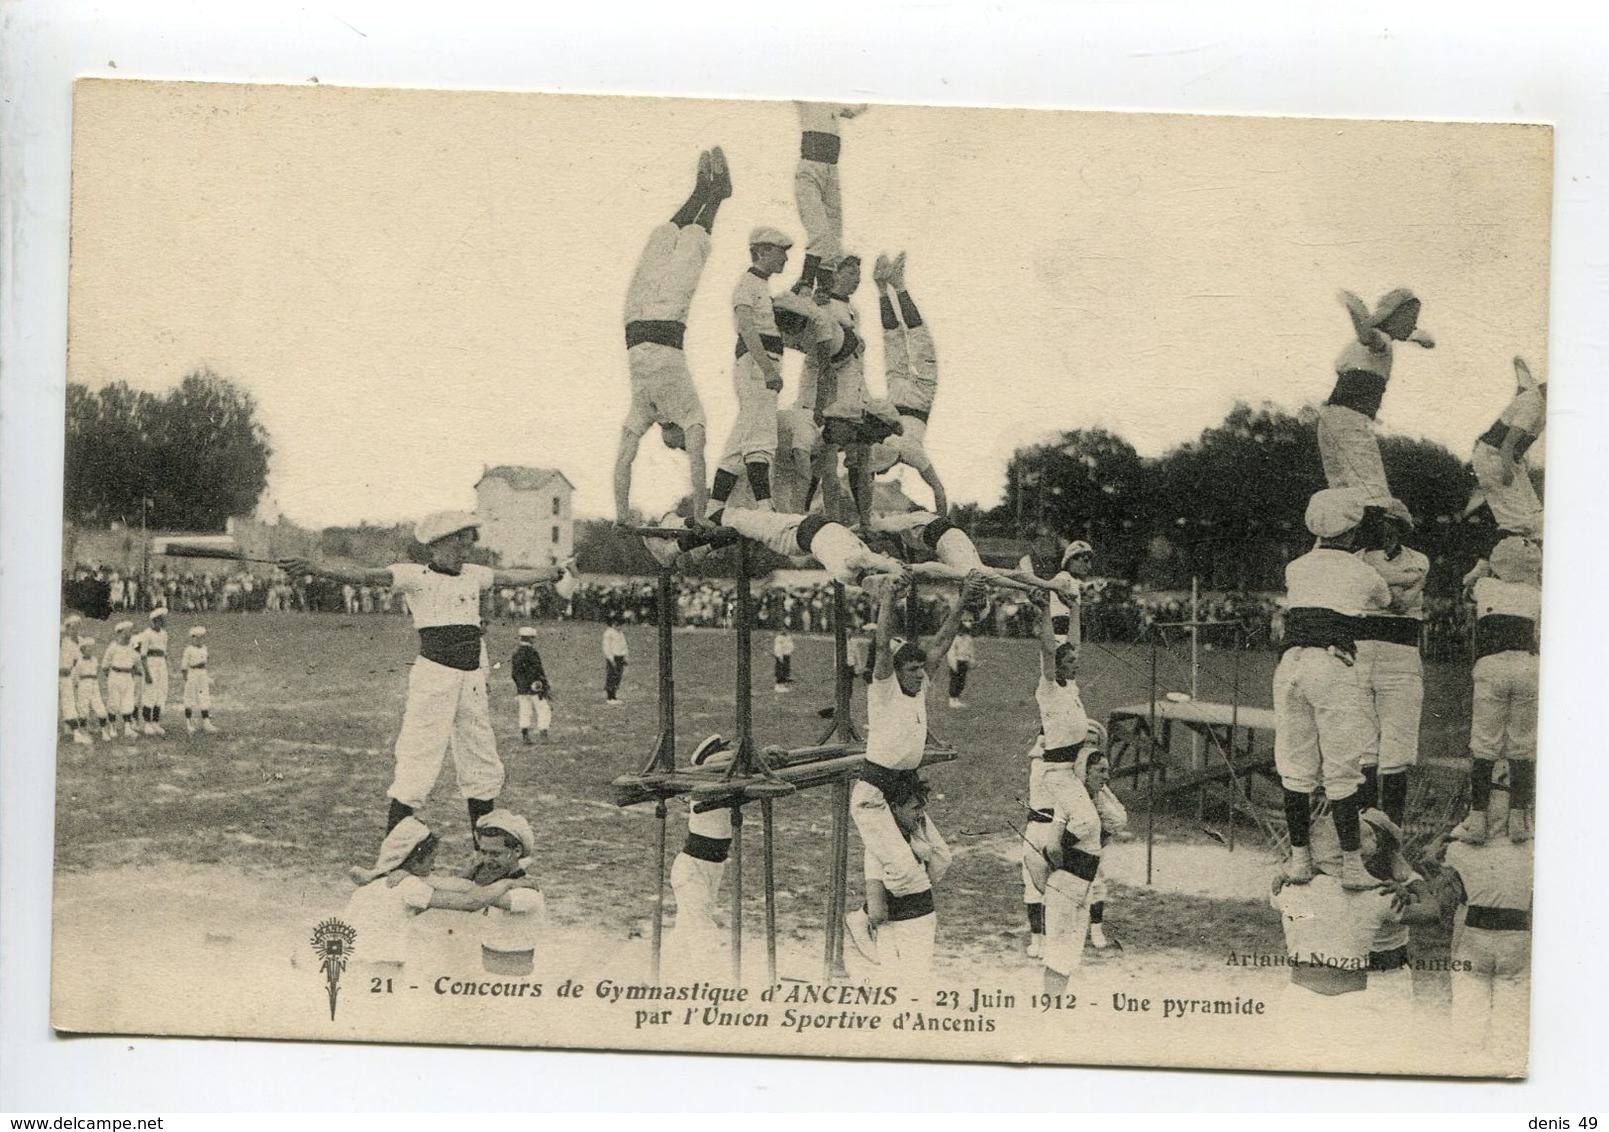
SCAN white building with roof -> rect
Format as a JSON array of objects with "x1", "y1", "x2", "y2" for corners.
[{"x1": 474, "y1": 465, "x2": 575, "y2": 566}]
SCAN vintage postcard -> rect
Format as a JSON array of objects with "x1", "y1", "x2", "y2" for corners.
[{"x1": 53, "y1": 79, "x2": 1550, "y2": 1077}]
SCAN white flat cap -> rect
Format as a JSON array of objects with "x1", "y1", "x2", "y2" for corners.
[
  {"x1": 748, "y1": 226, "x2": 793, "y2": 249},
  {"x1": 415, "y1": 511, "x2": 481, "y2": 546},
  {"x1": 477, "y1": 809, "x2": 536, "y2": 858},
  {"x1": 1304, "y1": 487, "x2": 1368, "y2": 538}
]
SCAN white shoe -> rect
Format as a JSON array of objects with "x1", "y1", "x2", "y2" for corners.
[
  {"x1": 1450, "y1": 811, "x2": 1488, "y2": 845},
  {"x1": 123, "y1": 723, "x2": 140, "y2": 739},
  {"x1": 72, "y1": 731, "x2": 94, "y2": 746},
  {"x1": 142, "y1": 722, "x2": 159, "y2": 737},
  {"x1": 1283, "y1": 846, "x2": 1315, "y2": 884},
  {"x1": 186, "y1": 721, "x2": 198, "y2": 734},
  {"x1": 101, "y1": 725, "x2": 115, "y2": 741},
  {"x1": 1026, "y1": 934, "x2": 1044, "y2": 960},
  {"x1": 1341, "y1": 850, "x2": 1378, "y2": 891},
  {"x1": 948, "y1": 698, "x2": 965, "y2": 709},
  {"x1": 150, "y1": 722, "x2": 166, "y2": 736},
  {"x1": 200, "y1": 719, "x2": 219, "y2": 733}
]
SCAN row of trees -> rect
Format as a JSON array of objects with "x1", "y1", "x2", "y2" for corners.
[
  {"x1": 64, "y1": 369, "x2": 272, "y2": 532},
  {"x1": 959, "y1": 402, "x2": 1509, "y2": 595},
  {"x1": 62, "y1": 372, "x2": 1512, "y2": 598}
]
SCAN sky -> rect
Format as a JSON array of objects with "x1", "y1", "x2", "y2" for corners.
[{"x1": 66, "y1": 82, "x2": 1552, "y2": 528}]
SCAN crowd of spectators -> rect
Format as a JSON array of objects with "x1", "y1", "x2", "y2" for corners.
[{"x1": 64, "y1": 562, "x2": 1481, "y2": 660}]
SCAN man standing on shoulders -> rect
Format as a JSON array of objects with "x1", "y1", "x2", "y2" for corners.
[{"x1": 281, "y1": 512, "x2": 572, "y2": 840}]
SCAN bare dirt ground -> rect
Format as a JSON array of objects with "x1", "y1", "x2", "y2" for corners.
[{"x1": 50, "y1": 613, "x2": 1493, "y2": 1072}]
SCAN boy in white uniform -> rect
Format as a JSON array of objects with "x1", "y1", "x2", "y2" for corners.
[
  {"x1": 1269, "y1": 815, "x2": 1401, "y2": 1041},
  {"x1": 136, "y1": 607, "x2": 171, "y2": 735},
  {"x1": 1275, "y1": 487, "x2": 1393, "y2": 889},
  {"x1": 866, "y1": 253, "x2": 949, "y2": 513},
  {"x1": 1355, "y1": 499, "x2": 1429, "y2": 827},
  {"x1": 870, "y1": 510, "x2": 1080, "y2": 603},
  {"x1": 791, "y1": 101, "x2": 867, "y2": 294},
  {"x1": 281, "y1": 511, "x2": 570, "y2": 839},
  {"x1": 1035, "y1": 744, "x2": 1109, "y2": 993},
  {"x1": 945, "y1": 621, "x2": 975, "y2": 709},
  {"x1": 709, "y1": 228, "x2": 793, "y2": 524},
  {"x1": 845, "y1": 774, "x2": 951, "y2": 986},
  {"x1": 61, "y1": 616, "x2": 89, "y2": 744},
  {"x1": 344, "y1": 818, "x2": 540, "y2": 976},
  {"x1": 466, "y1": 810, "x2": 546, "y2": 976},
  {"x1": 511, "y1": 626, "x2": 552, "y2": 741},
  {"x1": 1454, "y1": 537, "x2": 1542, "y2": 845},
  {"x1": 772, "y1": 628, "x2": 795, "y2": 693},
  {"x1": 1320, "y1": 289, "x2": 1435, "y2": 543},
  {"x1": 845, "y1": 574, "x2": 978, "y2": 984},
  {"x1": 1017, "y1": 540, "x2": 1095, "y2": 645},
  {"x1": 181, "y1": 626, "x2": 217, "y2": 732},
  {"x1": 102, "y1": 621, "x2": 142, "y2": 739},
  {"x1": 1437, "y1": 786, "x2": 1533, "y2": 1064},
  {"x1": 73, "y1": 637, "x2": 113, "y2": 741},
  {"x1": 668, "y1": 737, "x2": 736, "y2": 972},
  {"x1": 614, "y1": 148, "x2": 732, "y2": 526},
  {"x1": 1466, "y1": 356, "x2": 1546, "y2": 541},
  {"x1": 602, "y1": 618, "x2": 629, "y2": 705}
]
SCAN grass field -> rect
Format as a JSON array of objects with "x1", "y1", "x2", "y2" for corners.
[{"x1": 53, "y1": 610, "x2": 1477, "y2": 985}]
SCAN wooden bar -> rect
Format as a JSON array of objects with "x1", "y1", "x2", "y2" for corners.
[
  {"x1": 762, "y1": 798, "x2": 777, "y2": 985},
  {"x1": 651, "y1": 798, "x2": 667, "y2": 982},
  {"x1": 729, "y1": 804, "x2": 744, "y2": 983}
]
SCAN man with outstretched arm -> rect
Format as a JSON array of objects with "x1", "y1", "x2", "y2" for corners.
[{"x1": 281, "y1": 511, "x2": 572, "y2": 841}]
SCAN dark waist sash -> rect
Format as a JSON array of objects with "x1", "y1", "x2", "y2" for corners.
[
  {"x1": 418, "y1": 624, "x2": 484, "y2": 672},
  {"x1": 145, "y1": 650, "x2": 166, "y2": 658},
  {"x1": 796, "y1": 512, "x2": 832, "y2": 556},
  {"x1": 1042, "y1": 742, "x2": 1084, "y2": 763},
  {"x1": 682, "y1": 832, "x2": 732, "y2": 864},
  {"x1": 1369, "y1": 944, "x2": 1410, "y2": 972},
  {"x1": 1477, "y1": 419, "x2": 1509, "y2": 450},
  {"x1": 857, "y1": 415, "x2": 901, "y2": 444},
  {"x1": 831, "y1": 325, "x2": 861, "y2": 364},
  {"x1": 625, "y1": 319, "x2": 686, "y2": 350},
  {"x1": 1291, "y1": 963, "x2": 1368, "y2": 996},
  {"x1": 886, "y1": 888, "x2": 934, "y2": 922},
  {"x1": 1056, "y1": 831, "x2": 1101, "y2": 882},
  {"x1": 1027, "y1": 807, "x2": 1054, "y2": 824},
  {"x1": 735, "y1": 333, "x2": 785, "y2": 360},
  {"x1": 895, "y1": 405, "x2": 930, "y2": 423},
  {"x1": 858, "y1": 759, "x2": 919, "y2": 799},
  {"x1": 1466, "y1": 905, "x2": 1531, "y2": 931},
  {"x1": 920, "y1": 516, "x2": 955, "y2": 553},
  {"x1": 1326, "y1": 369, "x2": 1388, "y2": 419},
  {"x1": 1357, "y1": 616, "x2": 1423, "y2": 647},
  {"x1": 773, "y1": 306, "x2": 809, "y2": 341},
  {"x1": 1282, "y1": 607, "x2": 1359, "y2": 658},
  {"x1": 800, "y1": 130, "x2": 842, "y2": 164},
  {"x1": 109, "y1": 666, "x2": 136, "y2": 673},
  {"x1": 1478, "y1": 419, "x2": 1538, "y2": 458},
  {"x1": 1475, "y1": 615, "x2": 1536, "y2": 660},
  {"x1": 187, "y1": 664, "x2": 206, "y2": 670}
]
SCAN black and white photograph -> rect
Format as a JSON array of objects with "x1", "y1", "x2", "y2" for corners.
[{"x1": 40, "y1": 76, "x2": 1558, "y2": 1079}]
